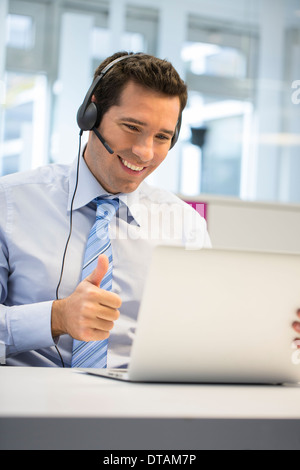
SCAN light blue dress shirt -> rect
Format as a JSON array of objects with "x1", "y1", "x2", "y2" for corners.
[{"x1": 0, "y1": 155, "x2": 211, "y2": 367}]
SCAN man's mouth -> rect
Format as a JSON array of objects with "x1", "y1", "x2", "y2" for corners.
[{"x1": 119, "y1": 157, "x2": 145, "y2": 172}]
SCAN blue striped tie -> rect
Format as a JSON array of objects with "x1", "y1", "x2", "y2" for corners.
[{"x1": 71, "y1": 197, "x2": 119, "y2": 368}]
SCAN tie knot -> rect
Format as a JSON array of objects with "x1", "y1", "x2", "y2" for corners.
[{"x1": 94, "y1": 197, "x2": 119, "y2": 222}]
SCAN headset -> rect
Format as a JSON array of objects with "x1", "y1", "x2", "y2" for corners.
[
  {"x1": 55, "y1": 53, "x2": 182, "y2": 367},
  {"x1": 76, "y1": 53, "x2": 181, "y2": 151}
]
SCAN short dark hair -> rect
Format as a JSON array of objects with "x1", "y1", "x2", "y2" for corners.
[{"x1": 93, "y1": 51, "x2": 187, "y2": 125}]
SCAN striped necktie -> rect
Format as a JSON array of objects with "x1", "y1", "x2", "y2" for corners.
[{"x1": 71, "y1": 197, "x2": 119, "y2": 368}]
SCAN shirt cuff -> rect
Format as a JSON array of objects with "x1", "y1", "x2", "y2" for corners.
[{"x1": 9, "y1": 301, "x2": 55, "y2": 353}]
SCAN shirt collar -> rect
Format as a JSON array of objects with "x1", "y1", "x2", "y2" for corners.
[{"x1": 68, "y1": 155, "x2": 143, "y2": 225}]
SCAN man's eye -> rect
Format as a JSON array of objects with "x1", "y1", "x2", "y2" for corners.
[
  {"x1": 156, "y1": 134, "x2": 170, "y2": 141},
  {"x1": 124, "y1": 124, "x2": 138, "y2": 131}
]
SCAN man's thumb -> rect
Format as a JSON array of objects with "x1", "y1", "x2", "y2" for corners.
[{"x1": 86, "y1": 254, "x2": 109, "y2": 287}]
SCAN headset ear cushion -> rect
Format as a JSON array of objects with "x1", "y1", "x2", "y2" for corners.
[
  {"x1": 94, "y1": 102, "x2": 103, "y2": 128},
  {"x1": 170, "y1": 126, "x2": 179, "y2": 149},
  {"x1": 170, "y1": 114, "x2": 181, "y2": 149},
  {"x1": 77, "y1": 102, "x2": 98, "y2": 131}
]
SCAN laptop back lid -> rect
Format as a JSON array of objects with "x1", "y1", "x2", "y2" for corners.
[{"x1": 128, "y1": 246, "x2": 300, "y2": 384}]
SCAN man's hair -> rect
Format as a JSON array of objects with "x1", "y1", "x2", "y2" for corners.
[{"x1": 93, "y1": 51, "x2": 188, "y2": 125}]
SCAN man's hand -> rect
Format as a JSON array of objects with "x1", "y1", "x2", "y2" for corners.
[
  {"x1": 292, "y1": 308, "x2": 300, "y2": 348},
  {"x1": 51, "y1": 254, "x2": 121, "y2": 341}
]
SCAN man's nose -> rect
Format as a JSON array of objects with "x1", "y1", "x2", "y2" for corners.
[{"x1": 131, "y1": 136, "x2": 154, "y2": 163}]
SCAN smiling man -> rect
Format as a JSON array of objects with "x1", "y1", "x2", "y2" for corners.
[{"x1": 0, "y1": 52, "x2": 211, "y2": 367}]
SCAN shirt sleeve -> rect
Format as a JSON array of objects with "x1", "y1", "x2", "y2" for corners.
[
  {"x1": 0, "y1": 182, "x2": 55, "y2": 358},
  {"x1": 0, "y1": 301, "x2": 55, "y2": 357}
]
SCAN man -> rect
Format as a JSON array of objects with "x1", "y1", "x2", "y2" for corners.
[
  {"x1": 0, "y1": 52, "x2": 211, "y2": 367},
  {"x1": 1, "y1": 52, "x2": 299, "y2": 367}
]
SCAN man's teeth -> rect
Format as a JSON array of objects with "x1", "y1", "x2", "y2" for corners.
[{"x1": 121, "y1": 158, "x2": 144, "y2": 172}]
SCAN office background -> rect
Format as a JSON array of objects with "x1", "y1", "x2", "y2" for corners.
[{"x1": 0, "y1": 0, "x2": 299, "y2": 207}]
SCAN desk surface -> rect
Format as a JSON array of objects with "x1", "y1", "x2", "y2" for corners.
[{"x1": 1, "y1": 367, "x2": 300, "y2": 450}]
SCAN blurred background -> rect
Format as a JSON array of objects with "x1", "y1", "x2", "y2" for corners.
[{"x1": 0, "y1": 0, "x2": 300, "y2": 207}]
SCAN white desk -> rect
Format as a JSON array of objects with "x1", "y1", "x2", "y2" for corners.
[{"x1": 1, "y1": 367, "x2": 300, "y2": 450}]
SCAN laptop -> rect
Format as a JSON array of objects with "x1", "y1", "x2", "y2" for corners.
[{"x1": 87, "y1": 245, "x2": 300, "y2": 384}]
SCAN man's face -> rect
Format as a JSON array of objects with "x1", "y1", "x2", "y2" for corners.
[{"x1": 84, "y1": 80, "x2": 181, "y2": 194}]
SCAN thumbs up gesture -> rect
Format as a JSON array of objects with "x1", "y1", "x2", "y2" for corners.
[
  {"x1": 86, "y1": 253, "x2": 110, "y2": 288},
  {"x1": 51, "y1": 255, "x2": 122, "y2": 341}
]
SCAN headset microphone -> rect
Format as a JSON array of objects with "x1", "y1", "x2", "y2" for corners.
[{"x1": 92, "y1": 127, "x2": 114, "y2": 154}]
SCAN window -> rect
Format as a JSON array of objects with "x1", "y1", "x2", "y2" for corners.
[
  {"x1": 1, "y1": 1, "x2": 50, "y2": 175},
  {"x1": 6, "y1": 13, "x2": 34, "y2": 50},
  {"x1": 180, "y1": 92, "x2": 252, "y2": 196},
  {"x1": 181, "y1": 41, "x2": 247, "y2": 79},
  {"x1": 1, "y1": 71, "x2": 47, "y2": 175},
  {"x1": 179, "y1": 15, "x2": 257, "y2": 198},
  {"x1": 125, "y1": 5, "x2": 159, "y2": 56},
  {"x1": 5, "y1": 1, "x2": 48, "y2": 72}
]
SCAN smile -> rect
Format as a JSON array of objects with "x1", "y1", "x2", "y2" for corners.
[{"x1": 120, "y1": 157, "x2": 144, "y2": 172}]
